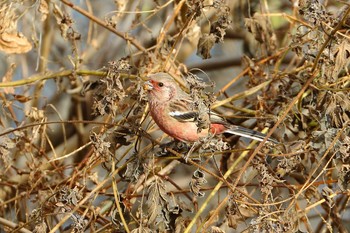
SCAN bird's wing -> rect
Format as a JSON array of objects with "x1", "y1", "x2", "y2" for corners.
[
  {"x1": 207, "y1": 112, "x2": 228, "y2": 125},
  {"x1": 168, "y1": 98, "x2": 227, "y2": 124},
  {"x1": 169, "y1": 111, "x2": 198, "y2": 122},
  {"x1": 168, "y1": 98, "x2": 198, "y2": 122}
]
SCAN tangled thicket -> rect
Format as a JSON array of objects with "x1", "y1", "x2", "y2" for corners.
[{"x1": 1, "y1": 0, "x2": 350, "y2": 232}]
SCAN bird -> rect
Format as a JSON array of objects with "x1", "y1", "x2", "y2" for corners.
[{"x1": 144, "y1": 72, "x2": 278, "y2": 144}]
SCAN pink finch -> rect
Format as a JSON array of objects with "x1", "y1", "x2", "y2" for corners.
[{"x1": 144, "y1": 72, "x2": 278, "y2": 144}]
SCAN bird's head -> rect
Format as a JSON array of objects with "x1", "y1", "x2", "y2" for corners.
[{"x1": 144, "y1": 73, "x2": 179, "y2": 103}]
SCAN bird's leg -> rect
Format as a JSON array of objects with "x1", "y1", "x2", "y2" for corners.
[{"x1": 184, "y1": 141, "x2": 202, "y2": 162}]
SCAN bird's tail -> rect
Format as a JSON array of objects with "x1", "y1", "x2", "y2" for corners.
[{"x1": 225, "y1": 125, "x2": 278, "y2": 144}]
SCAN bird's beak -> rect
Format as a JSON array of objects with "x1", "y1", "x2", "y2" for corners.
[{"x1": 143, "y1": 80, "x2": 153, "y2": 91}]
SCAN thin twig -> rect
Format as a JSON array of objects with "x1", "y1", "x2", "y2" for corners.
[{"x1": 60, "y1": 0, "x2": 146, "y2": 52}]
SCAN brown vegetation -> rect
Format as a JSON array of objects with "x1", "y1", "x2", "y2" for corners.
[{"x1": 1, "y1": 0, "x2": 350, "y2": 232}]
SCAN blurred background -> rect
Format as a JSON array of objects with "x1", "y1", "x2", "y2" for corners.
[{"x1": 1, "y1": 0, "x2": 350, "y2": 232}]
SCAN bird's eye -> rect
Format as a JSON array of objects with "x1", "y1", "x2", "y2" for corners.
[{"x1": 158, "y1": 82, "x2": 164, "y2": 87}]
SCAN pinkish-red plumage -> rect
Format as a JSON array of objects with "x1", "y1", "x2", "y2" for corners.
[{"x1": 145, "y1": 72, "x2": 277, "y2": 144}]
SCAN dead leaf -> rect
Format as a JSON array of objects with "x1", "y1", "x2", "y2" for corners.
[
  {"x1": 1, "y1": 63, "x2": 15, "y2": 94},
  {"x1": 197, "y1": 33, "x2": 216, "y2": 59},
  {"x1": 0, "y1": 4, "x2": 32, "y2": 54},
  {"x1": 244, "y1": 12, "x2": 277, "y2": 53},
  {"x1": 189, "y1": 169, "x2": 207, "y2": 197},
  {"x1": 0, "y1": 32, "x2": 32, "y2": 54},
  {"x1": 210, "y1": 226, "x2": 225, "y2": 233},
  {"x1": 332, "y1": 40, "x2": 350, "y2": 79},
  {"x1": 38, "y1": 0, "x2": 49, "y2": 21}
]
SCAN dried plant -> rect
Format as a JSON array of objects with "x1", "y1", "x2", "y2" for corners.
[{"x1": 1, "y1": 0, "x2": 350, "y2": 232}]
